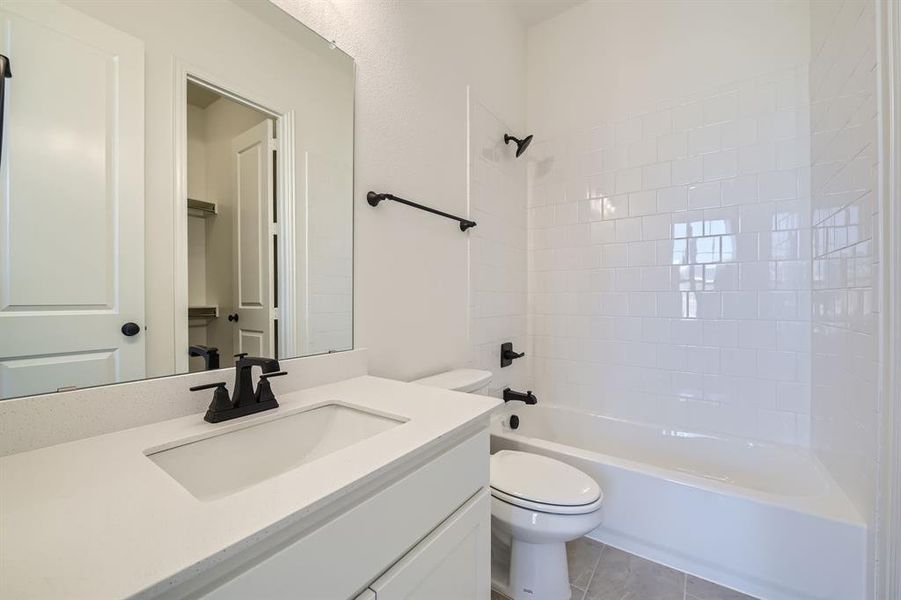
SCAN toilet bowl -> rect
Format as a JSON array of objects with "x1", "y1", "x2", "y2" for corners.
[
  {"x1": 490, "y1": 450, "x2": 603, "y2": 600},
  {"x1": 411, "y1": 369, "x2": 604, "y2": 600}
]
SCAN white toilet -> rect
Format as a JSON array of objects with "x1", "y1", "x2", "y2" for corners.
[{"x1": 412, "y1": 369, "x2": 604, "y2": 600}]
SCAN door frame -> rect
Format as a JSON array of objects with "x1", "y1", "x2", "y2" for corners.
[{"x1": 173, "y1": 60, "x2": 301, "y2": 372}]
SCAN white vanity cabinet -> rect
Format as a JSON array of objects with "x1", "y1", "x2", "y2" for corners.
[
  {"x1": 193, "y1": 428, "x2": 491, "y2": 600},
  {"x1": 363, "y1": 490, "x2": 490, "y2": 599}
]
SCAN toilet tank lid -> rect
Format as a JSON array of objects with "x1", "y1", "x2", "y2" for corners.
[{"x1": 411, "y1": 369, "x2": 492, "y2": 393}]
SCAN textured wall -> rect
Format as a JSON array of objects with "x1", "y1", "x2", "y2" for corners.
[{"x1": 273, "y1": 0, "x2": 527, "y2": 381}]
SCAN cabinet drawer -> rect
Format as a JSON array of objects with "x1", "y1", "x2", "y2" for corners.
[
  {"x1": 368, "y1": 489, "x2": 490, "y2": 599},
  {"x1": 199, "y1": 430, "x2": 488, "y2": 600}
]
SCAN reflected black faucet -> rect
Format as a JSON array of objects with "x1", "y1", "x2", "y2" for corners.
[
  {"x1": 503, "y1": 388, "x2": 537, "y2": 405},
  {"x1": 188, "y1": 345, "x2": 220, "y2": 370},
  {"x1": 189, "y1": 354, "x2": 286, "y2": 423}
]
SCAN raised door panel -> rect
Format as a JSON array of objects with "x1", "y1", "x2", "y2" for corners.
[
  {"x1": 0, "y1": 350, "x2": 116, "y2": 398},
  {"x1": 370, "y1": 490, "x2": 490, "y2": 600},
  {"x1": 0, "y1": 1, "x2": 145, "y2": 397},
  {"x1": 2, "y1": 15, "x2": 113, "y2": 308},
  {"x1": 231, "y1": 120, "x2": 273, "y2": 357}
]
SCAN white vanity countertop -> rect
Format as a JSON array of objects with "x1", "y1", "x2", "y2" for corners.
[{"x1": 0, "y1": 376, "x2": 501, "y2": 600}]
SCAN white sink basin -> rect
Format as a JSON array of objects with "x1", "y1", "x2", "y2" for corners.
[{"x1": 147, "y1": 403, "x2": 406, "y2": 500}]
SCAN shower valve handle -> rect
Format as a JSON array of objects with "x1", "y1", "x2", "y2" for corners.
[{"x1": 500, "y1": 342, "x2": 525, "y2": 368}]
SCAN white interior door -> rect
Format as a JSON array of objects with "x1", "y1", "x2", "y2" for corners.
[
  {"x1": 0, "y1": 1, "x2": 145, "y2": 398},
  {"x1": 231, "y1": 120, "x2": 274, "y2": 358}
]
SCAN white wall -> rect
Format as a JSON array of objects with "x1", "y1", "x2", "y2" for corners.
[
  {"x1": 808, "y1": 0, "x2": 881, "y2": 587},
  {"x1": 187, "y1": 104, "x2": 209, "y2": 310},
  {"x1": 306, "y1": 153, "x2": 353, "y2": 355},
  {"x1": 273, "y1": 0, "x2": 527, "y2": 381},
  {"x1": 525, "y1": 1, "x2": 813, "y2": 444}
]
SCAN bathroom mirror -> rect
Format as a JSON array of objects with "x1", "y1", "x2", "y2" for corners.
[{"x1": 0, "y1": 0, "x2": 354, "y2": 400}]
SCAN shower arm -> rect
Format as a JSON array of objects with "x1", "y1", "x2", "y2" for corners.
[{"x1": 367, "y1": 191, "x2": 477, "y2": 232}]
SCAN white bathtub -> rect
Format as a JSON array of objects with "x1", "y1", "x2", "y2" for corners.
[{"x1": 490, "y1": 404, "x2": 866, "y2": 600}]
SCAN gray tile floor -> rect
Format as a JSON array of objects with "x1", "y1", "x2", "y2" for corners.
[{"x1": 492, "y1": 537, "x2": 757, "y2": 600}]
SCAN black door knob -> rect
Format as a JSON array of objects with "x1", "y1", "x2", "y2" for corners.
[
  {"x1": 121, "y1": 322, "x2": 141, "y2": 337},
  {"x1": 227, "y1": 313, "x2": 239, "y2": 322}
]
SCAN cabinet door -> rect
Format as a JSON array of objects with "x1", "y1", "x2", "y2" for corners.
[
  {"x1": 194, "y1": 433, "x2": 488, "y2": 600},
  {"x1": 370, "y1": 490, "x2": 490, "y2": 600}
]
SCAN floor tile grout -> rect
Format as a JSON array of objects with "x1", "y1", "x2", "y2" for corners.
[
  {"x1": 580, "y1": 542, "x2": 605, "y2": 599},
  {"x1": 495, "y1": 537, "x2": 756, "y2": 600}
]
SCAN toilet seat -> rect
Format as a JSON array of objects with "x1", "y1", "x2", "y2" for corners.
[
  {"x1": 490, "y1": 487, "x2": 603, "y2": 515},
  {"x1": 490, "y1": 450, "x2": 602, "y2": 515}
]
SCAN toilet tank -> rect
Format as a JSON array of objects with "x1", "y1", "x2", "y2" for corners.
[{"x1": 411, "y1": 369, "x2": 492, "y2": 393}]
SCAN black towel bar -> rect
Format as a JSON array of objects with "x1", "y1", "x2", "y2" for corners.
[{"x1": 367, "y1": 191, "x2": 476, "y2": 231}]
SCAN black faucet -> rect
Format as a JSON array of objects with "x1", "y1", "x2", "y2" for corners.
[
  {"x1": 232, "y1": 353, "x2": 281, "y2": 407},
  {"x1": 503, "y1": 388, "x2": 537, "y2": 405},
  {"x1": 188, "y1": 345, "x2": 220, "y2": 370},
  {"x1": 189, "y1": 354, "x2": 287, "y2": 423}
]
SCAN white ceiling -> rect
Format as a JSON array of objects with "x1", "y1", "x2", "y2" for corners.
[{"x1": 496, "y1": 0, "x2": 585, "y2": 27}]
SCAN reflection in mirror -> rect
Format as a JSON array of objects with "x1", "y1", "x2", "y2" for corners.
[
  {"x1": 186, "y1": 82, "x2": 279, "y2": 372},
  {"x1": 0, "y1": 0, "x2": 353, "y2": 400}
]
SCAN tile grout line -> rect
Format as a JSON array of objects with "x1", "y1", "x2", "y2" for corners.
[{"x1": 581, "y1": 543, "x2": 606, "y2": 599}]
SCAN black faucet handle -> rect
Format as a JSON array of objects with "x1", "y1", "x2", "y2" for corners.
[
  {"x1": 190, "y1": 382, "x2": 234, "y2": 422},
  {"x1": 190, "y1": 381, "x2": 227, "y2": 392},
  {"x1": 255, "y1": 371, "x2": 286, "y2": 405},
  {"x1": 259, "y1": 371, "x2": 288, "y2": 380},
  {"x1": 500, "y1": 342, "x2": 525, "y2": 367}
]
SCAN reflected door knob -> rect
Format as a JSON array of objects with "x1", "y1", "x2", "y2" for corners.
[
  {"x1": 227, "y1": 313, "x2": 239, "y2": 322},
  {"x1": 121, "y1": 322, "x2": 141, "y2": 337}
]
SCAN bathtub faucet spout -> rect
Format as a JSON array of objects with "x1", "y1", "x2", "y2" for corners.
[{"x1": 503, "y1": 388, "x2": 537, "y2": 405}]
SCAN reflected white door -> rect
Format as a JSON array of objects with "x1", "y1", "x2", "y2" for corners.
[
  {"x1": 231, "y1": 120, "x2": 274, "y2": 358},
  {"x1": 0, "y1": 1, "x2": 145, "y2": 398}
]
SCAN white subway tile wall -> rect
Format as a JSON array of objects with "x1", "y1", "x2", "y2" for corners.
[
  {"x1": 469, "y1": 100, "x2": 529, "y2": 394},
  {"x1": 809, "y1": 0, "x2": 880, "y2": 524},
  {"x1": 307, "y1": 155, "x2": 354, "y2": 355},
  {"x1": 528, "y1": 66, "x2": 812, "y2": 444}
]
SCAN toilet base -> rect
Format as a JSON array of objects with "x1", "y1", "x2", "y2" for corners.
[{"x1": 509, "y1": 539, "x2": 570, "y2": 600}]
